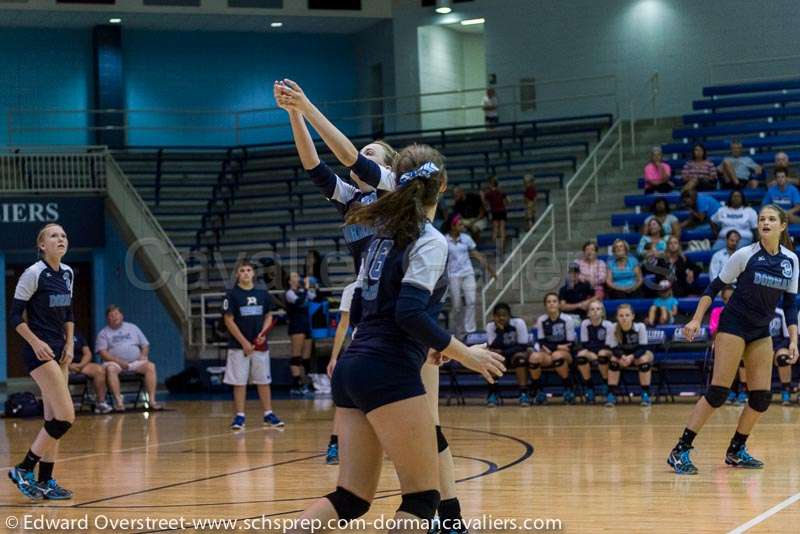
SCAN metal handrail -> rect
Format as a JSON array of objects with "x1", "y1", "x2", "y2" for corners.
[
  {"x1": 564, "y1": 119, "x2": 624, "y2": 240},
  {"x1": 481, "y1": 205, "x2": 556, "y2": 324}
]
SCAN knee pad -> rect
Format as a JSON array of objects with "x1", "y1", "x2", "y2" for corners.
[
  {"x1": 608, "y1": 361, "x2": 621, "y2": 371},
  {"x1": 290, "y1": 356, "x2": 303, "y2": 367},
  {"x1": 325, "y1": 486, "x2": 371, "y2": 520},
  {"x1": 511, "y1": 355, "x2": 528, "y2": 369},
  {"x1": 598, "y1": 355, "x2": 610, "y2": 365},
  {"x1": 704, "y1": 385, "x2": 729, "y2": 408},
  {"x1": 575, "y1": 356, "x2": 590, "y2": 366},
  {"x1": 436, "y1": 425, "x2": 449, "y2": 453},
  {"x1": 398, "y1": 490, "x2": 441, "y2": 520},
  {"x1": 637, "y1": 363, "x2": 652, "y2": 373},
  {"x1": 748, "y1": 390, "x2": 772, "y2": 413},
  {"x1": 44, "y1": 419, "x2": 72, "y2": 440},
  {"x1": 551, "y1": 358, "x2": 566, "y2": 368},
  {"x1": 777, "y1": 354, "x2": 792, "y2": 367},
  {"x1": 738, "y1": 359, "x2": 745, "y2": 369},
  {"x1": 528, "y1": 361, "x2": 540, "y2": 370}
]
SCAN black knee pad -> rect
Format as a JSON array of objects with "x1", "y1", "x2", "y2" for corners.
[
  {"x1": 398, "y1": 490, "x2": 441, "y2": 520},
  {"x1": 44, "y1": 419, "x2": 72, "y2": 440},
  {"x1": 777, "y1": 354, "x2": 792, "y2": 367},
  {"x1": 637, "y1": 363, "x2": 652, "y2": 373},
  {"x1": 597, "y1": 355, "x2": 610, "y2": 365},
  {"x1": 325, "y1": 486, "x2": 371, "y2": 520},
  {"x1": 528, "y1": 361, "x2": 540, "y2": 370},
  {"x1": 436, "y1": 425, "x2": 449, "y2": 453},
  {"x1": 511, "y1": 355, "x2": 528, "y2": 369},
  {"x1": 575, "y1": 356, "x2": 590, "y2": 366},
  {"x1": 608, "y1": 361, "x2": 621, "y2": 371},
  {"x1": 704, "y1": 385, "x2": 729, "y2": 408},
  {"x1": 551, "y1": 358, "x2": 566, "y2": 368},
  {"x1": 748, "y1": 390, "x2": 772, "y2": 413},
  {"x1": 290, "y1": 356, "x2": 303, "y2": 367},
  {"x1": 738, "y1": 359, "x2": 745, "y2": 368}
]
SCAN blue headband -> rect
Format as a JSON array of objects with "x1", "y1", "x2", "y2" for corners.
[{"x1": 398, "y1": 161, "x2": 440, "y2": 188}]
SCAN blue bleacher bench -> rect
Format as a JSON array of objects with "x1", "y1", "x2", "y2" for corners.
[
  {"x1": 682, "y1": 106, "x2": 800, "y2": 127},
  {"x1": 702, "y1": 78, "x2": 800, "y2": 97},
  {"x1": 623, "y1": 189, "x2": 764, "y2": 208},
  {"x1": 693, "y1": 90, "x2": 800, "y2": 111}
]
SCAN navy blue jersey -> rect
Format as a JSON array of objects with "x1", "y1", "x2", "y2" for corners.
[
  {"x1": 580, "y1": 319, "x2": 614, "y2": 351},
  {"x1": 308, "y1": 159, "x2": 395, "y2": 273},
  {"x1": 12, "y1": 260, "x2": 74, "y2": 346},
  {"x1": 223, "y1": 285, "x2": 272, "y2": 350},
  {"x1": 769, "y1": 307, "x2": 790, "y2": 344},
  {"x1": 609, "y1": 323, "x2": 648, "y2": 357},
  {"x1": 535, "y1": 313, "x2": 576, "y2": 350},
  {"x1": 486, "y1": 318, "x2": 529, "y2": 353},
  {"x1": 285, "y1": 286, "x2": 315, "y2": 325},
  {"x1": 346, "y1": 223, "x2": 449, "y2": 370}
]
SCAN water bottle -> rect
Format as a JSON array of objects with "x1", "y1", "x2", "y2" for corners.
[{"x1": 623, "y1": 221, "x2": 630, "y2": 233}]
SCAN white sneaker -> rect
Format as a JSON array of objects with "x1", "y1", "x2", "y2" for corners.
[{"x1": 94, "y1": 402, "x2": 113, "y2": 414}]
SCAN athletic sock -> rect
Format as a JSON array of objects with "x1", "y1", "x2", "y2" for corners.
[
  {"x1": 641, "y1": 385, "x2": 651, "y2": 395},
  {"x1": 263, "y1": 410, "x2": 273, "y2": 417},
  {"x1": 438, "y1": 498, "x2": 463, "y2": 529},
  {"x1": 236, "y1": 412, "x2": 245, "y2": 418},
  {"x1": 38, "y1": 462, "x2": 54, "y2": 483},
  {"x1": 18, "y1": 449, "x2": 40, "y2": 472},
  {"x1": 301, "y1": 359, "x2": 311, "y2": 376},
  {"x1": 728, "y1": 431, "x2": 748, "y2": 454},
  {"x1": 329, "y1": 434, "x2": 338, "y2": 447},
  {"x1": 529, "y1": 379, "x2": 541, "y2": 395},
  {"x1": 582, "y1": 376, "x2": 594, "y2": 388},
  {"x1": 292, "y1": 376, "x2": 302, "y2": 388},
  {"x1": 675, "y1": 428, "x2": 697, "y2": 452},
  {"x1": 609, "y1": 384, "x2": 620, "y2": 396},
  {"x1": 782, "y1": 382, "x2": 791, "y2": 393}
]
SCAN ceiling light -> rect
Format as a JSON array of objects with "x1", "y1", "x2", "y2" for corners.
[
  {"x1": 435, "y1": 0, "x2": 452, "y2": 14},
  {"x1": 109, "y1": 18, "x2": 122, "y2": 24},
  {"x1": 270, "y1": 22, "x2": 283, "y2": 28},
  {"x1": 460, "y1": 18, "x2": 485, "y2": 25}
]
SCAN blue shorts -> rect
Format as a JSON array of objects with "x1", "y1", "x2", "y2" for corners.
[
  {"x1": 717, "y1": 310, "x2": 771, "y2": 344},
  {"x1": 773, "y1": 338, "x2": 790, "y2": 351},
  {"x1": 22, "y1": 342, "x2": 66, "y2": 373},
  {"x1": 287, "y1": 318, "x2": 311, "y2": 337},
  {"x1": 331, "y1": 354, "x2": 426, "y2": 414}
]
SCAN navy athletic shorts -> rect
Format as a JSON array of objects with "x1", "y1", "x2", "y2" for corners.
[
  {"x1": 332, "y1": 354, "x2": 425, "y2": 413},
  {"x1": 22, "y1": 341, "x2": 67, "y2": 373},
  {"x1": 287, "y1": 318, "x2": 311, "y2": 337},
  {"x1": 717, "y1": 309, "x2": 771, "y2": 344}
]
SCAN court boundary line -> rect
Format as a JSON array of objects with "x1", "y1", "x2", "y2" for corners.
[{"x1": 727, "y1": 491, "x2": 800, "y2": 533}]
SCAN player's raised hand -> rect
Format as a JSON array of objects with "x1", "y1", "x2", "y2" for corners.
[{"x1": 277, "y1": 79, "x2": 313, "y2": 114}]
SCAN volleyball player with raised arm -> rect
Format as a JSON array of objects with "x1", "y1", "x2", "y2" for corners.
[
  {"x1": 668, "y1": 204, "x2": 799, "y2": 475},
  {"x1": 289, "y1": 145, "x2": 504, "y2": 534},
  {"x1": 8, "y1": 224, "x2": 76, "y2": 500}
]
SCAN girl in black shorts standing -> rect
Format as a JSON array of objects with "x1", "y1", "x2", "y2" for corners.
[
  {"x1": 289, "y1": 144, "x2": 504, "y2": 534},
  {"x1": 285, "y1": 272, "x2": 316, "y2": 397},
  {"x1": 8, "y1": 223, "x2": 76, "y2": 500}
]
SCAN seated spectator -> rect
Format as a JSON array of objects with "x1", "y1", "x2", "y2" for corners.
[
  {"x1": 679, "y1": 188, "x2": 721, "y2": 231},
  {"x1": 96, "y1": 305, "x2": 163, "y2": 411},
  {"x1": 762, "y1": 169, "x2": 800, "y2": 223},
  {"x1": 718, "y1": 139, "x2": 762, "y2": 190},
  {"x1": 485, "y1": 303, "x2": 531, "y2": 407},
  {"x1": 637, "y1": 218, "x2": 667, "y2": 257},
  {"x1": 681, "y1": 143, "x2": 718, "y2": 191},
  {"x1": 643, "y1": 146, "x2": 674, "y2": 194},
  {"x1": 709, "y1": 229, "x2": 742, "y2": 280},
  {"x1": 577, "y1": 241, "x2": 607, "y2": 299},
  {"x1": 663, "y1": 236, "x2": 699, "y2": 297},
  {"x1": 773, "y1": 151, "x2": 794, "y2": 184},
  {"x1": 643, "y1": 198, "x2": 680, "y2": 238},
  {"x1": 559, "y1": 262, "x2": 595, "y2": 318},
  {"x1": 451, "y1": 186, "x2": 488, "y2": 241},
  {"x1": 523, "y1": 173, "x2": 537, "y2": 229},
  {"x1": 484, "y1": 176, "x2": 509, "y2": 255},
  {"x1": 69, "y1": 331, "x2": 112, "y2": 414},
  {"x1": 711, "y1": 190, "x2": 757, "y2": 251},
  {"x1": 605, "y1": 239, "x2": 642, "y2": 299},
  {"x1": 647, "y1": 280, "x2": 678, "y2": 326}
]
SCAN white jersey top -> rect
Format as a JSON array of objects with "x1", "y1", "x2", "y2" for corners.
[
  {"x1": 446, "y1": 232, "x2": 477, "y2": 278},
  {"x1": 711, "y1": 206, "x2": 758, "y2": 241}
]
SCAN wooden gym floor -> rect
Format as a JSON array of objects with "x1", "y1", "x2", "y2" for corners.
[{"x1": 0, "y1": 399, "x2": 799, "y2": 533}]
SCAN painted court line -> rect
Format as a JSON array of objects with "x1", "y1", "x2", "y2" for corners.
[{"x1": 727, "y1": 491, "x2": 800, "y2": 534}]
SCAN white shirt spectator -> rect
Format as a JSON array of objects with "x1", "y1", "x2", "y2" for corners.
[
  {"x1": 709, "y1": 248, "x2": 735, "y2": 280},
  {"x1": 446, "y1": 232, "x2": 477, "y2": 278},
  {"x1": 711, "y1": 206, "x2": 758, "y2": 242},
  {"x1": 96, "y1": 322, "x2": 149, "y2": 363},
  {"x1": 482, "y1": 94, "x2": 498, "y2": 119}
]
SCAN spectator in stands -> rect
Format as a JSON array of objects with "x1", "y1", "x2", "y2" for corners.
[
  {"x1": 644, "y1": 198, "x2": 680, "y2": 238},
  {"x1": 710, "y1": 190, "x2": 757, "y2": 251},
  {"x1": 663, "y1": 236, "x2": 699, "y2": 297},
  {"x1": 451, "y1": 186, "x2": 488, "y2": 241},
  {"x1": 681, "y1": 143, "x2": 718, "y2": 191},
  {"x1": 679, "y1": 188, "x2": 721, "y2": 231},
  {"x1": 69, "y1": 331, "x2": 112, "y2": 414},
  {"x1": 445, "y1": 215, "x2": 496, "y2": 339},
  {"x1": 643, "y1": 146, "x2": 674, "y2": 194},
  {"x1": 708, "y1": 286, "x2": 749, "y2": 405},
  {"x1": 762, "y1": 169, "x2": 800, "y2": 223},
  {"x1": 523, "y1": 174, "x2": 537, "y2": 229},
  {"x1": 709, "y1": 230, "x2": 742, "y2": 280},
  {"x1": 485, "y1": 303, "x2": 531, "y2": 407},
  {"x1": 484, "y1": 177, "x2": 509, "y2": 255},
  {"x1": 577, "y1": 241, "x2": 607, "y2": 299},
  {"x1": 605, "y1": 239, "x2": 643, "y2": 299},
  {"x1": 606, "y1": 304, "x2": 653, "y2": 407},
  {"x1": 482, "y1": 87, "x2": 499, "y2": 129},
  {"x1": 96, "y1": 305, "x2": 162, "y2": 411},
  {"x1": 718, "y1": 139, "x2": 762, "y2": 190},
  {"x1": 773, "y1": 151, "x2": 793, "y2": 181},
  {"x1": 646, "y1": 280, "x2": 678, "y2": 326},
  {"x1": 559, "y1": 262, "x2": 595, "y2": 318},
  {"x1": 530, "y1": 293, "x2": 577, "y2": 405},
  {"x1": 303, "y1": 250, "x2": 322, "y2": 288},
  {"x1": 637, "y1": 218, "x2": 667, "y2": 257},
  {"x1": 576, "y1": 299, "x2": 614, "y2": 403}
]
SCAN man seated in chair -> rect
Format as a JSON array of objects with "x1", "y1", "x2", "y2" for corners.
[
  {"x1": 69, "y1": 331, "x2": 113, "y2": 414},
  {"x1": 95, "y1": 305, "x2": 163, "y2": 411}
]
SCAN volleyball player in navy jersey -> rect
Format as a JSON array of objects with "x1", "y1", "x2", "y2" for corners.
[
  {"x1": 669, "y1": 204, "x2": 799, "y2": 475},
  {"x1": 285, "y1": 272, "x2": 316, "y2": 396},
  {"x1": 769, "y1": 307, "x2": 796, "y2": 405},
  {"x1": 530, "y1": 293, "x2": 577, "y2": 405},
  {"x1": 290, "y1": 145, "x2": 504, "y2": 534},
  {"x1": 8, "y1": 224, "x2": 76, "y2": 500},
  {"x1": 605, "y1": 304, "x2": 653, "y2": 407},
  {"x1": 485, "y1": 302, "x2": 531, "y2": 406},
  {"x1": 575, "y1": 299, "x2": 614, "y2": 404},
  {"x1": 278, "y1": 82, "x2": 476, "y2": 533}
]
